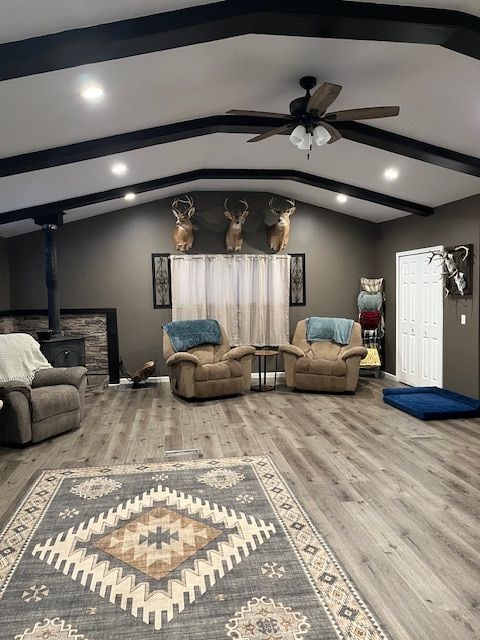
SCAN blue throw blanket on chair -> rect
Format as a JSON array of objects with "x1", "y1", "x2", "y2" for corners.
[
  {"x1": 306, "y1": 317, "x2": 354, "y2": 345},
  {"x1": 163, "y1": 319, "x2": 222, "y2": 352}
]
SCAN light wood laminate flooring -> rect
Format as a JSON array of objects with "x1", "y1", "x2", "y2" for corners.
[{"x1": 0, "y1": 378, "x2": 479, "y2": 640}]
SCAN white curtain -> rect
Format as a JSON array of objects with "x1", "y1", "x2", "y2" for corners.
[{"x1": 170, "y1": 254, "x2": 290, "y2": 346}]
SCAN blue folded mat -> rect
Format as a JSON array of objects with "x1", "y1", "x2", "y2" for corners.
[{"x1": 383, "y1": 386, "x2": 480, "y2": 420}]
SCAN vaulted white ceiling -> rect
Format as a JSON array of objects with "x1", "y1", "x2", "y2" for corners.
[
  {"x1": 0, "y1": 1, "x2": 216, "y2": 43},
  {"x1": 2, "y1": 37, "x2": 479, "y2": 157},
  {"x1": 0, "y1": 1, "x2": 479, "y2": 236},
  {"x1": 1, "y1": 133, "x2": 478, "y2": 214},
  {"x1": 1, "y1": 0, "x2": 479, "y2": 43}
]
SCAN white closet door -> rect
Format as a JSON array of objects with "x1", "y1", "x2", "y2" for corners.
[
  {"x1": 418, "y1": 252, "x2": 443, "y2": 386},
  {"x1": 397, "y1": 247, "x2": 443, "y2": 387},
  {"x1": 398, "y1": 253, "x2": 420, "y2": 386}
]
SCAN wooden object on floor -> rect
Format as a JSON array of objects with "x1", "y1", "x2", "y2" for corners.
[{"x1": 0, "y1": 379, "x2": 478, "y2": 640}]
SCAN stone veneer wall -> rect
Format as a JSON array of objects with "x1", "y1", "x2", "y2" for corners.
[
  {"x1": 0, "y1": 313, "x2": 109, "y2": 374},
  {"x1": 0, "y1": 316, "x2": 14, "y2": 333}
]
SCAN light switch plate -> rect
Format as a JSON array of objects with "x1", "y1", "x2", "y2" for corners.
[{"x1": 461, "y1": 314, "x2": 466, "y2": 325}]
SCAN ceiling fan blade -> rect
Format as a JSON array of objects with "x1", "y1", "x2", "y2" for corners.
[
  {"x1": 227, "y1": 109, "x2": 292, "y2": 119},
  {"x1": 247, "y1": 124, "x2": 294, "y2": 142},
  {"x1": 325, "y1": 106, "x2": 400, "y2": 122},
  {"x1": 321, "y1": 121, "x2": 343, "y2": 144},
  {"x1": 306, "y1": 82, "x2": 342, "y2": 115}
]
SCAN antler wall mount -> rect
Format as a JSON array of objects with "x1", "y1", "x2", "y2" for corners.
[
  {"x1": 224, "y1": 197, "x2": 249, "y2": 252},
  {"x1": 267, "y1": 196, "x2": 296, "y2": 253},
  {"x1": 171, "y1": 194, "x2": 195, "y2": 252}
]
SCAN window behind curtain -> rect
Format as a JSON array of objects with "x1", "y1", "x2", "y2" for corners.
[{"x1": 170, "y1": 254, "x2": 290, "y2": 346}]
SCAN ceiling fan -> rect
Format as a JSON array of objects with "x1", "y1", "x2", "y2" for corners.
[{"x1": 227, "y1": 76, "x2": 400, "y2": 155}]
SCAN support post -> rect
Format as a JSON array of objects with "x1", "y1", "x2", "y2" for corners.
[
  {"x1": 34, "y1": 212, "x2": 64, "y2": 336},
  {"x1": 43, "y1": 224, "x2": 61, "y2": 335}
]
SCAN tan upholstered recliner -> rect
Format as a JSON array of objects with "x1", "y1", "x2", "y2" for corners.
[
  {"x1": 163, "y1": 325, "x2": 255, "y2": 399},
  {"x1": 280, "y1": 320, "x2": 366, "y2": 393}
]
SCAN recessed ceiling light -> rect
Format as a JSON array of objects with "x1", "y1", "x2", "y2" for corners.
[
  {"x1": 124, "y1": 192, "x2": 136, "y2": 201},
  {"x1": 336, "y1": 194, "x2": 348, "y2": 204},
  {"x1": 383, "y1": 167, "x2": 400, "y2": 181},
  {"x1": 80, "y1": 84, "x2": 104, "y2": 102},
  {"x1": 111, "y1": 162, "x2": 127, "y2": 176}
]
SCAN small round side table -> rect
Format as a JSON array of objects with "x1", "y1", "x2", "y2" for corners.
[{"x1": 252, "y1": 349, "x2": 279, "y2": 392}]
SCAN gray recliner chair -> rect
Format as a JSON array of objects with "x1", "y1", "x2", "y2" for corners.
[
  {"x1": 0, "y1": 332, "x2": 88, "y2": 446},
  {"x1": 0, "y1": 367, "x2": 87, "y2": 445}
]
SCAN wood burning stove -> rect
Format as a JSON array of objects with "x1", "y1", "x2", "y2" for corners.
[{"x1": 39, "y1": 335, "x2": 86, "y2": 368}]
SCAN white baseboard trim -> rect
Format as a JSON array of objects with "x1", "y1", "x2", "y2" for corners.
[
  {"x1": 111, "y1": 376, "x2": 169, "y2": 386},
  {"x1": 112, "y1": 372, "x2": 286, "y2": 387},
  {"x1": 383, "y1": 371, "x2": 398, "y2": 382},
  {"x1": 254, "y1": 371, "x2": 285, "y2": 380}
]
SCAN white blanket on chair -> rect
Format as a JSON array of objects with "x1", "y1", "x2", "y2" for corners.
[{"x1": 0, "y1": 333, "x2": 52, "y2": 385}]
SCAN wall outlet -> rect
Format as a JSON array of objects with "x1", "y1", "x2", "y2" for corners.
[{"x1": 461, "y1": 314, "x2": 466, "y2": 325}]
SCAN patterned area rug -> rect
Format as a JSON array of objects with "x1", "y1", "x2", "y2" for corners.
[{"x1": 0, "y1": 457, "x2": 390, "y2": 639}]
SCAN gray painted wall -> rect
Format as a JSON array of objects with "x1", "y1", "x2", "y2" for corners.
[
  {"x1": 376, "y1": 194, "x2": 480, "y2": 398},
  {"x1": 6, "y1": 192, "x2": 376, "y2": 374},
  {"x1": 0, "y1": 238, "x2": 10, "y2": 311}
]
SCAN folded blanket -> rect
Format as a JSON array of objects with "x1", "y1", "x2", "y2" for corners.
[
  {"x1": 358, "y1": 291, "x2": 383, "y2": 311},
  {"x1": 360, "y1": 348, "x2": 381, "y2": 367},
  {"x1": 163, "y1": 319, "x2": 222, "y2": 352},
  {"x1": 359, "y1": 311, "x2": 381, "y2": 330},
  {"x1": 362, "y1": 329, "x2": 380, "y2": 348},
  {"x1": 306, "y1": 317, "x2": 354, "y2": 345},
  {"x1": 0, "y1": 333, "x2": 52, "y2": 385},
  {"x1": 360, "y1": 277, "x2": 384, "y2": 293}
]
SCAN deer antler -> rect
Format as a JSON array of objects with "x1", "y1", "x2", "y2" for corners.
[
  {"x1": 268, "y1": 195, "x2": 295, "y2": 212},
  {"x1": 172, "y1": 194, "x2": 194, "y2": 214},
  {"x1": 454, "y1": 245, "x2": 469, "y2": 261},
  {"x1": 427, "y1": 250, "x2": 446, "y2": 264},
  {"x1": 225, "y1": 197, "x2": 248, "y2": 211}
]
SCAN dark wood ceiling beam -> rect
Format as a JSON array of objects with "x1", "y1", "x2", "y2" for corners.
[
  {"x1": 1, "y1": 115, "x2": 479, "y2": 179},
  {"x1": 335, "y1": 122, "x2": 480, "y2": 178},
  {"x1": 0, "y1": 0, "x2": 479, "y2": 81},
  {"x1": 0, "y1": 168, "x2": 432, "y2": 225},
  {"x1": 0, "y1": 116, "x2": 283, "y2": 177}
]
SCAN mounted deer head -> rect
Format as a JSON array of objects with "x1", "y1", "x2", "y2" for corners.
[
  {"x1": 224, "y1": 197, "x2": 249, "y2": 252},
  {"x1": 171, "y1": 194, "x2": 195, "y2": 252},
  {"x1": 267, "y1": 196, "x2": 296, "y2": 252},
  {"x1": 427, "y1": 245, "x2": 469, "y2": 296}
]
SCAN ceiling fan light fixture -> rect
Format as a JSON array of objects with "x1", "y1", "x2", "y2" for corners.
[
  {"x1": 297, "y1": 132, "x2": 312, "y2": 151},
  {"x1": 313, "y1": 125, "x2": 331, "y2": 146},
  {"x1": 289, "y1": 125, "x2": 307, "y2": 147}
]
